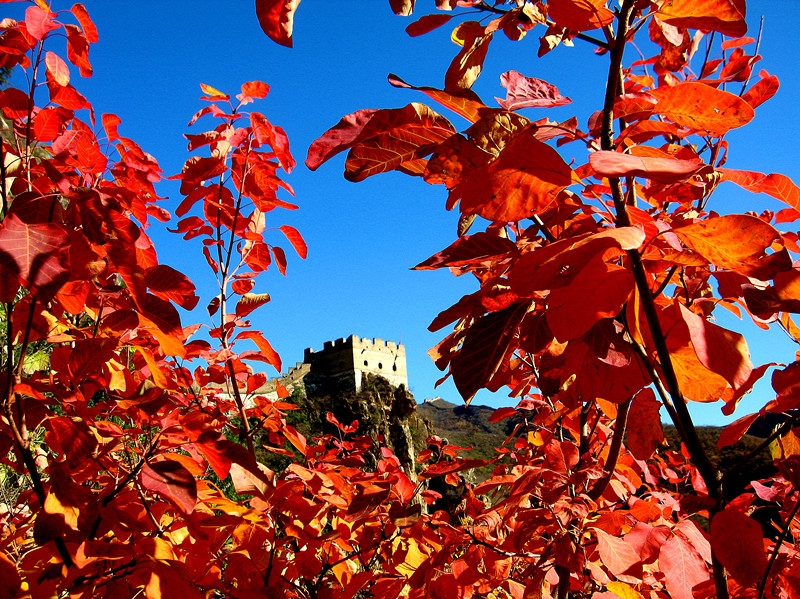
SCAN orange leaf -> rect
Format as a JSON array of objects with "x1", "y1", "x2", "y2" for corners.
[
  {"x1": 235, "y1": 330, "x2": 281, "y2": 371},
  {"x1": 651, "y1": 81, "x2": 753, "y2": 136},
  {"x1": 627, "y1": 388, "x2": 664, "y2": 460},
  {"x1": 718, "y1": 167, "x2": 800, "y2": 212},
  {"x1": 657, "y1": 0, "x2": 747, "y2": 37},
  {"x1": 444, "y1": 22, "x2": 491, "y2": 91},
  {"x1": 673, "y1": 214, "x2": 791, "y2": 279},
  {"x1": 388, "y1": 73, "x2": 484, "y2": 123},
  {"x1": 452, "y1": 133, "x2": 572, "y2": 222}
]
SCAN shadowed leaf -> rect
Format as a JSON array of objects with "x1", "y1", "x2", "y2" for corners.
[{"x1": 140, "y1": 459, "x2": 197, "y2": 515}]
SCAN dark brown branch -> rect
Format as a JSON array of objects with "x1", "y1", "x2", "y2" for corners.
[
  {"x1": 589, "y1": 397, "x2": 632, "y2": 501},
  {"x1": 757, "y1": 491, "x2": 800, "y2": 599}
]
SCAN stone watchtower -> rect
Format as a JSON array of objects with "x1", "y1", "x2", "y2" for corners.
[{"x1": 303, "y1": 335, "x2": 408, "y2": 393}]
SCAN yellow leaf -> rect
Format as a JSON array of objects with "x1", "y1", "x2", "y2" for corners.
[
  {"x1": 44, "y1": 492, "x2": 80, "y2": 530},
  {"x1": 392, "y1": 536, "x2": 429, "y2": 577},
  {"x1": 199, "y1": 83, "x2": 228, "y2": 99},
  {"x1": 771, "y1": 429, "x2": 800, "y2": 459},
  {"x1": 607, "y1": 581, "x2": 645, "y2": 599}
]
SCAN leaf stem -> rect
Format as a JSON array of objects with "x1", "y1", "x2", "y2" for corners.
[{"x1": 757, "y1": 490, "x2": 800, "y2": 599}]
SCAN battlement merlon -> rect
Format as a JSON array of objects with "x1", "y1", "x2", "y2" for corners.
[{"x1": 305, "y1": 335, "x2": 404, "y2": 360}]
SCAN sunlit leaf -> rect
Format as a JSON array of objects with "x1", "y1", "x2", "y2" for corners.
[
  {"x1": 651, "y1": 82, "x2": 753, "y2": 136},
  {"x1": 657, "y1": 0, "x2": 747, "y2": 37},
  {"x1": 496, "y1": 70, "x2": 571, "y2": 111},
  {"x1": 673, "y1": 214, "x2": 791, "y2": 280},
  {"x1": 451, "y1": 133, "x2": 572, "y2": 222}
]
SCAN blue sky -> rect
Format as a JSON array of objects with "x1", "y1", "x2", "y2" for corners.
[{"x1": 6, "y1": 0, "x2": 800, "y2": 425}]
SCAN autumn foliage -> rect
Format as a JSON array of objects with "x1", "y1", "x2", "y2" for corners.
[{"x1": 1, "y1": 0, "x2": 800, "y2": 598}]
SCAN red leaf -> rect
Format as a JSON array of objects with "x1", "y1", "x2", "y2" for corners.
[
  {"x1": 283, "y1": 424, "x2": 308, "y2": 457},
  {"x1": 71, "y1": 3, "x2": 99, "y2": 43},
  {"x1": 545, "y1": 257, "x2": 634, "y2": 342},
  {"x1": 496, "y1": 70, "x2": 571, "y2": 111},
  {"x1": 742, "y1": 73, "x2": 779, "y2": 109},
  {"x1": 547, "y1": 0, "x2": 614, "y2": 31},
  {"x1": 589, "y1": 150, "x2": 710, "y2": 183},
  {"x1": 305, "y1": 108, "x2": 380, "y2": 171},
  {"x1": 406, "y1": 14, "x2": 453, "y2": 37},
  {"x1": 489, "y1": 407, "x2": 517, "y2": 423},
  {"x1": 452, "y1": 133, "x2": 572, "y2": 222},
  {"x1": 47, "y1": 80, "x2": 89, "y2": 111},
  {"x1": 140, "y1": 459, "x2": 197, "y2": 515},
  {"x1": 235, "y1": 292, "x2": 271, "y2": 317},
  {"x1": 176, "y1": 156, "x2": 226, "y2": 194},
  {"x1": 718, "y1": 168, "x2": 800, "y2": 212},
  {"x1": 144, "y1": 264, "x2": 199, "y2": 310},
  {"x1": 75, "y1": 129, "x2": 107, "y2": 174},
  {"x1": 627, "y1": 388, "x2": 664, "y2": 460},
  {"x1": 25, "y1": 5, "x2": 59, "y2": 41},
  {"x1": 594, "y1": 528, "x2": 641, "y2": 576},
  {"x1": 272, "y1": 245, "x2": 287, "y2": 275},
  {"x1": 414, "y1": 232, "x2": 518, "y2": 270},
  {"x1": 231, "y1": 279, "x2": 255, "y2": 295},
  {"x1": 335, "y1": 103, "x2": 455, "y2": 182},
  {"x1": 677, "y1": 302, "x2": 753, "y2": 391},
  {"x1": 0, "y1": 214, "x2": 70, "y2": 302},
  {"x1": 543, "y1": 441, "x2": 580, "y2": 475},
  {"x1": 451, "y1": 304, "x2": 527, "y2": 403},
  {"x1": 0, "y1": 88, "x2": 30, "y2": 119},
  {"x1": 657, "y1": 0, "x2": 747, "y2": 37},
  {"x1": 710, "y1": 509, "x2": 767, "y2": 587},
  {"x1": 65, "y1": 24, "x2": 92, "y2": 77},
  {"x1": 235, "y1": 330, "x2": 281, "y2": 371},
  {"x1": 279, "y1": 224, "x2": 307, "y2": 259},
  {"x1": 33, "y1": 106, "x2": 70, "y2": 142},
  {"x1": 255, "y1": 0, "x2": 300, "y2": 48},
  {"x1": 659, "y1": 532, "x2": 710, "y2": 599}
]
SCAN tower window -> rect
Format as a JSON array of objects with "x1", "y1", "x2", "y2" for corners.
[
  {"x1": 378, "y1": 363, "x2": 383, "y2": 369},
  {"x1": 364, "y1": 360, "x2": 368, "y2": 367}
]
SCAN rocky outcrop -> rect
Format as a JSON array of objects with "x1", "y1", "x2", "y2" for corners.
[{"x1": 286, "y1": 374, "x2": 434, "y2": 479}]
